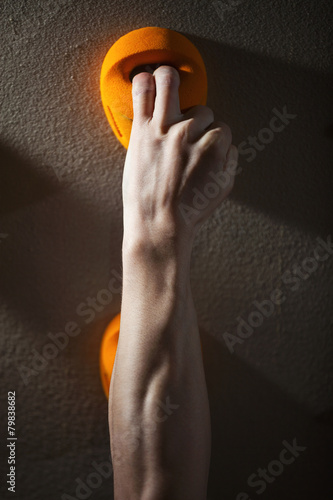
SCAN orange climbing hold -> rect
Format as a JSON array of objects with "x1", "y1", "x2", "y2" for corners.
[
  {"x1": 99, "y1": 313, "x2": 120, "y2": 398},
  {"x1": 100, "y1": 26, "x2": 208, "y2": 149}
]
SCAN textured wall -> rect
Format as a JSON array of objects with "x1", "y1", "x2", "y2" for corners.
[{"x1": 0, "y1": 0, "x2": 332, "y2": 499}]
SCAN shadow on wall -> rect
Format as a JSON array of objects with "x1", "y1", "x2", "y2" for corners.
[
  {"x1": 0, "y1": 142, "x2": 122, "y2": 333},
  {"x1": 0, "y1": 143, "x2": 60, "y2": 216},
  {"x1": 183, "y1": 34, "x2": 333, "y2": 238},
  {"x1": 200, "y1": 328, "x2": 332, "y2": 500}
]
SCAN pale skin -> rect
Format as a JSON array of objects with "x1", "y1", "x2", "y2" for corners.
[{"x1": 109, "y1": 65, "x2": 238, "y2": 500}]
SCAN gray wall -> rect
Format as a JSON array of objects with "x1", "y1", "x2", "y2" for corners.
[{"x1": 0, "y1": 0, "x2": 332, "y2": 499}]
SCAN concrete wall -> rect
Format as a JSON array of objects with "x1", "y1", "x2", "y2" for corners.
[{"x1": 0, "y1": 0, "x2": 332, "y2": 499}]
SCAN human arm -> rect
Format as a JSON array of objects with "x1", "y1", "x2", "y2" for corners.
[{"x1": 109, "y1": 65, "x2": 238, "y2": 500}]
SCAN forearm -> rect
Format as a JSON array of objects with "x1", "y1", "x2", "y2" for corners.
[{"x1": 109, "y1": 238, "x2": 211, "y2": 500}]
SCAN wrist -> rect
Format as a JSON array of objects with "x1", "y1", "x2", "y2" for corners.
[
  {"x1": 123, "y1": 207, "x2": 195, "y2": 257},
  {"x1": 122, "y1": 231, "x2": 192, "y2": 291},
  {"x1": 122, "y1": 224, "x2": 192, "y2": 265}
]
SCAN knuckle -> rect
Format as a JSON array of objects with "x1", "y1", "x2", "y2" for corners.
[
  {"x1": 132, "y1": 88, "x2": 155, "y2": 102},
  {"x1": 210, "y1": 128, "x2": 225, "y2": 145},
  {"x1": 132, "y1": 87, "x2": 154, "y2": 101},
  {"x1": 171, "y1": 123, "x2": 188, "y2": 143},
  {"x1": 206, "y1": 123, "x2": 232, "y2": 149}
]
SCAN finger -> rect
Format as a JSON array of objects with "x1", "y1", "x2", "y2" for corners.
[
  {"x1": 179, "y1": 105, "x2": 215, "y2": 142},
  {"x1": 198, "y1": 121, "x2": 232, "y2": 158},
  {"x1": 132, "y1": 72, "x2": 156, "y2": 123},
  {"x1": 152, "y1": 65, "x2": 182, "y2": 129}
]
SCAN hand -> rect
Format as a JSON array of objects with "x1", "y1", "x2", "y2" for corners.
[{"x1": 122, "y1": 65, "x2": 238, "y2": 255}]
